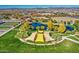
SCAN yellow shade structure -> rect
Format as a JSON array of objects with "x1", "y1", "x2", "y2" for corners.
[
  {"x1": 35, "y1": 30, "x2": 45, "y2": 43},
  {"x1": 58, "y1": 22, "x2": 66, "y2": 33}
]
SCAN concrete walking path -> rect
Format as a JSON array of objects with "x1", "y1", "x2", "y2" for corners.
[
  {"x1": 44, "y1": 31, "x2": 54, "y2": 41},
  {"x1": 25, "y1": 32, "x2": 37, "y2": 41}
]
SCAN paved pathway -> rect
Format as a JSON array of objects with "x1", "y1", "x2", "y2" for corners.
[
  {"x1": 44, "y1": 31, "x2": 55, "y2": 41},
  {"x1": 25, "y1": 32, "x2": 37, "y2": 41}
]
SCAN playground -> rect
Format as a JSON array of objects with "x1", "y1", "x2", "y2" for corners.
[
  {"x1": 15, "y1": 16, "x2": 79, "y2": 46},
  {"x1": 0, "y1": 17, "x2": 79, "y2": 52}
]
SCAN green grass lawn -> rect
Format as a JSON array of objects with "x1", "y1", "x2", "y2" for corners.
[
  {"x1": 68, "y1": 36, "x2": 79, "y2": 41},
  {"x1": 1, "y1": 22, "x2": 18, "y2": 25},
  {"x1": 0, "y1": 22, "x2": 19, "y2": 27},
  {"x1": 0, "y1": 27, "x2": 10, "y2": 30},
  {"x1": 0, "y1": 28, "x2": 79, "y2": 53}
]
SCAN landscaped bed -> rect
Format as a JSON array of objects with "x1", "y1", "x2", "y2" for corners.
[{"x1": 49, "y1": 31, "x2": 64, "y2": 41}]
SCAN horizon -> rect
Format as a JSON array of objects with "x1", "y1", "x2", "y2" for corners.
[{"x1": 0, "y1": 5, "x2": 79, "y2": 9}]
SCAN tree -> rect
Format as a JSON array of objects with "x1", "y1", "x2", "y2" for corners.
[
  {"x1": 41, "y1": 26, "x2": 45, "y2": 30},
  {"x1": 74, "y1": 20, "x2": 79, "y2": 35},
  {"x1": 47, "y1": 20, "x2": 54, "y2": 30},
  {"x1": 58, "y1": 22, "x2": 66, "y2": 33},
  {"x1": 17, "y1": 21, "x2": 29, "y2": 38},
  {"x1": 36, "y1": 26, "x2": 40, "y2": 30},
  {"x1": 19, "y1": 21, "x2": 29, "y2": 32},
  {"x1": 3, "y1": 16, "x2": 10, "y2": 20}
]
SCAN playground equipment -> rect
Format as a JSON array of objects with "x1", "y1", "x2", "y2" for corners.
[
  {"x1": 57, "y1": 23, "x2": 74, "y2": 33},
  {"x1": 66, "y1": 25, "x2": 74, "y2": 31},
  {"x1": 34, "y1": 30, "x2": 45, "y2": 43},
  {"x1": 58, "y1": 22, "x2": 66, "y2": 33},
  {"x1": 31, "y1": 22, "x2": 47, "y2": 30}
]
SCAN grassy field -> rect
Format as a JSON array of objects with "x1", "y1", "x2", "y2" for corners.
[
  {"x1": 0, "y1": 22, "x2": 19, "y2": 31},
  {"x1": 0, "y1": 27, "x2": 10, "y2": 30},
  {"x1": 0, "y1": 28, "x2": 79, "y2": 52},
  {"x1": 0, "y1": 22, "x2": 19, "y2": 25},
  {"x1": 68, "y1": 36, "x2": 79, "y2": 41}
]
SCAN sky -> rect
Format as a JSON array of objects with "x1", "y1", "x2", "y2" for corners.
[{"x1": 0, "y1": 5, "x2": 79, "y2": 9}]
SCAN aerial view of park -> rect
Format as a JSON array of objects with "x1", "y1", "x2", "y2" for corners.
[{"x1": 1, "y1": 5, "x2": 79, "y2": 53}]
